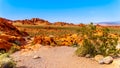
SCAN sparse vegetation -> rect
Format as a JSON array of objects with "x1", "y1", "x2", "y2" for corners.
[
  {"x1": 1, "y1": 17, "x2": 120, "y2": 67},
  {"x1": 0, "y1": 53, "x2": 16, "y2": 68},
  {"x1": 14, "y1": 22, "x2": 120, "y2": 57},
  {"x1": 75, "y1": 23, "x2": 120, "y2": 57}
]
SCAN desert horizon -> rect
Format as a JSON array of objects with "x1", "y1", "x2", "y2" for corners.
[{"x1": 0, "y1": 0, "x2": 120, "y2": 68}]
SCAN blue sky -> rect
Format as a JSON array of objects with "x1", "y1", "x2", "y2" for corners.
[{"x1": 0, "y1": 0, "x2": 120, "y2": 24}]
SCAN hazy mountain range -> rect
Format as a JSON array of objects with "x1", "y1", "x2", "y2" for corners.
[{"x1": 96, "y1": 21, "x2": 120, "y2": 26}]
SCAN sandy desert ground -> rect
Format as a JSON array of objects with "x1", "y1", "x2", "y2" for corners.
[{"x1": 11, "y1": 45, "x2": 115, "y2": 68}]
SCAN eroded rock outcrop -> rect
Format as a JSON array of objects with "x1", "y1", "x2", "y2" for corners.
[
  {"x1": 13, "y1": 18, "x2": 52, "y2": 25},
  {"x1": 0, "y1": 17, "x2": 28, "y2": 36},
  {"x1": 0, "y1": 17, "x2": 28, "y2": 51}
]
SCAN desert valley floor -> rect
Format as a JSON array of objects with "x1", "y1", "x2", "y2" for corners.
[{"x1": 11, "y1": 45, "x2": 117, "y2": 68}]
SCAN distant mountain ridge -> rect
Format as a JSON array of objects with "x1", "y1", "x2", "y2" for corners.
[
  {"x1": 97, "y1": 21, "x2": 120, "y2": 26},
  {"x1": 1, "y1": 17, "x2": 120, "y2": 26},
  {"x1": 0, "y1": 17, "x2": 76, "y2": 26}
]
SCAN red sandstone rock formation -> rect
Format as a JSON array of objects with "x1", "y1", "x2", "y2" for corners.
[
  {"x1": 13, "y1": 18, "x2": 52, "y2": 25},
  {"x1": 0, "y1": 17, "x2": 28, "y2": 51},
  {"x1": 0, "y1": 17, "x2": 28, "y2": 36}
]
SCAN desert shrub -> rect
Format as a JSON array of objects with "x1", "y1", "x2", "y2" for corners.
[
  {"x1": 8, "y1": 44, "x2": 21, "y2": 54},
  {"x1": 0, "y1": 53, "x2": 16, "y2": 68},
  {"x1": 75, "y1": 39, "x2": 96, "y2": 57},
  {"x1": 76, "y1": 23, "x2": 120, "y2": 57},
  {"x1": 0, "y1": 49, "x2": 6, "y2": 54}
]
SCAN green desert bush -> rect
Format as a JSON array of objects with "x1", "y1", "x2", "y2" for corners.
[
  {"x1": 0, "y1": 53, "x2": 16, "y2": 68},
  {"x1": 75, "y1": 39, "x2": 96, "y2": 57},
  {"x1": 0, "y1": 49, "x2": 6, "y2": 54},
  {"x1": 76, "y1": 23, "x2": 120, "y2": 57}
]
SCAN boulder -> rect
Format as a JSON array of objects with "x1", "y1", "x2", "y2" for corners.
[
  {"x1": 103, "y1": 56, "x2": 113, "y2": 64},
  {"x1": 94, "y1": 55, "x2": 104, "y2": 62},
  {"x1": 98, "y1": 59, "x2": 104, "y2": 64}
]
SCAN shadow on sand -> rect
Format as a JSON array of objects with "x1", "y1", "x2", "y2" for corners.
[{"x1": 16, "y1": 66, "x2": 28, "y2": 68}]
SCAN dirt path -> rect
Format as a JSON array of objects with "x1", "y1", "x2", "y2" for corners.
[{"x1": 11, "y1": 46, "x2": 113, "y2": 68}]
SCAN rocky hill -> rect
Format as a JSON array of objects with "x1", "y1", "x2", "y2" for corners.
[
  {"x1": 13, "y1": 18, "x2": 76, "y2": 26},
  {"x1": 13, "y1": 18, "x2": 52, "y2": 25},
  {"x1": 0, "y1": 17, "x2": 28, "y2": 36},
  {"x1": 0, "y1": 17, "x2": 29, "y2": 51}
]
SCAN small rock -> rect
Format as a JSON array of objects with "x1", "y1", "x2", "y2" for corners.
[
  {"x1": 98, "y1": 59, "x2": 104, "y2": 64},
  {"x1": 103, "y1": 56, "x2": 113, "y2": 64},
  {"x1": 85, "y1": 54, "x2": 91, "y2": 58},
  {"x1": 94, "y1": 55, "x2": 104, "y2": 62},
  {"x1": 33, "y1": 55, "x2": 40, "y2": 59}
]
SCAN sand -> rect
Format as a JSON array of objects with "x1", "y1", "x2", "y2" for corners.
[{"x1": 11, "y1": 46, "x2": 114, "y2": 68}]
